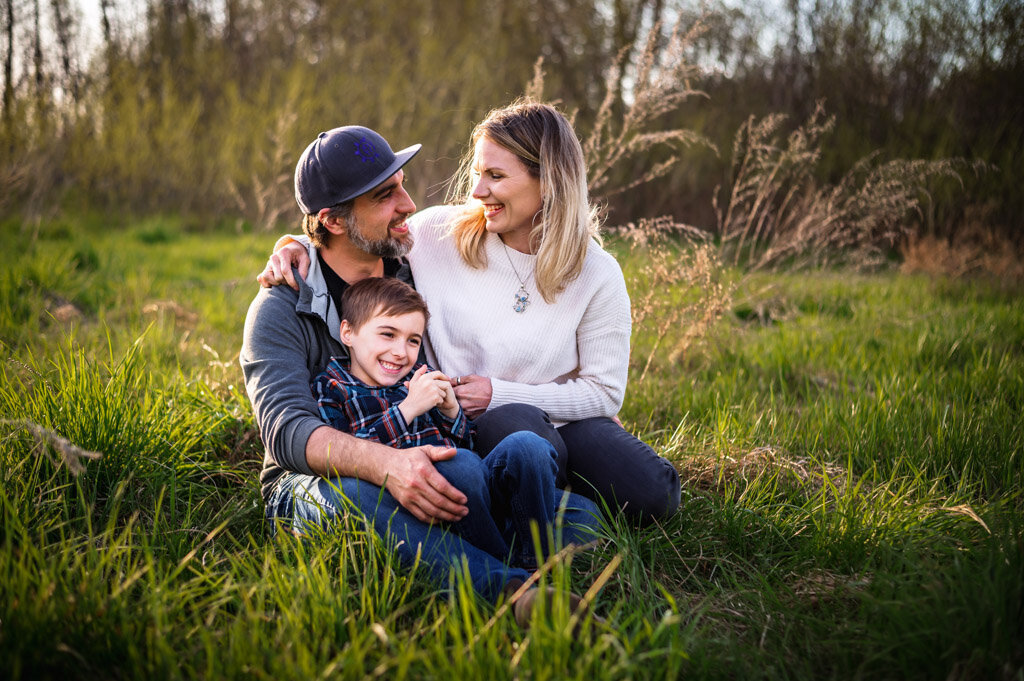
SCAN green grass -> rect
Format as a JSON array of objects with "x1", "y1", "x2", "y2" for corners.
[{"x1": 1, "y1": 217, "x2": 1022, "y2": 679}]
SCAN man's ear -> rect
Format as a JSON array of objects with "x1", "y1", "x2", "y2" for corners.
[
  {"x1": 339, "y1": 320, "x2": 354, "y2": 347},
  {"x1": 318, "y1": 208, "x2": 346, "y2": 236}
]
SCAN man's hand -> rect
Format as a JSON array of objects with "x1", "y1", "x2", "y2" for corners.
[
  {"x1": 381, "y1": 445, "x2": 468, "y2": 524},
  {"x1": 452, "y1": 374, "x2": 493, "y2": 419},
  {"x1": 257, "y1": 239, "x2": 311, "y2": 290}
]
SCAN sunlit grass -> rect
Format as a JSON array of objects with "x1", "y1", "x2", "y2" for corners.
[{"x1": 1, "y1": 218, "x2": 1022, "y2": 679}]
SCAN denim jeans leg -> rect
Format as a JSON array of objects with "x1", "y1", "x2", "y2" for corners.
[
  {"x1": 554, "y1": 489, "x2": 603, "y2": 549},
  {"x1": 473, "y1": 403, "x2": 569, "y2": 487},
  {"x1": 432, "y1": 448, "x2": 512, "y2": 562},
  {"x1": 266, "y1": 463, "x2": 529, "y2": 602},
  {"x1": 485, "y1": 432, "x2": 602, "y2": 568},
  {"x1": 557, "y1": 417, "x2": 681, "y2": 523}
]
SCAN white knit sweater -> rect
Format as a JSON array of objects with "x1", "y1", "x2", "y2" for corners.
[{"x1": 407, "y1": 205, "x2": 631, "y2": 424}]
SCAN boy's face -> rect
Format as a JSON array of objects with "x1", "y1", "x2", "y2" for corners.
[{"x1": 340, "y1": 308, "x2": 425, "y2": 387}]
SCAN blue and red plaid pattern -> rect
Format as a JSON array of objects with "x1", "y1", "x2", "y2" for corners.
[{"x1": 312, "y1": 358, "x2": 472, "y2": 449}]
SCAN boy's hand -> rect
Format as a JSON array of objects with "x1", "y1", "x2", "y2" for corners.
[
  {"x1": 399, "y1": 366, "x2": 449, "y2": 423},
  {"x1": 437, "y1": 379, "x2": 460, "y2": 419}
]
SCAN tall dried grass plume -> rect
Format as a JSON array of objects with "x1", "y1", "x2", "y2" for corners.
[
  {"x1": 582, "y1": 18, "x2": 715, "y2": 201},
  {"x1": 616, "y1": 217, "x2": 735, "y2": 382},
  {"x1": 901, "y1": 219, "x2": 1024, "y2": 285},
  {"x1": 716, "y1": 102, "x2": 969, "y2": 271},
  {"x1": 1, "y1": 418, "x2": 103, "y2": 475}
]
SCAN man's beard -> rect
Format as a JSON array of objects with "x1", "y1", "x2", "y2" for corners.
[{"x1": 347, "y1": 216, "x2": 413, "y2": 259}]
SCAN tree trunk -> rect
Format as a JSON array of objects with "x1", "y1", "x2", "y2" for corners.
[
  {"x1": 2, "y1": 0, "x2": 14, "y2": 133},
  {"x1": 50, "y1": 0, "x2": 78, "y2": 106},
  {"x1": 33, "y1": 0, "x2": 46, "y2": 123}
]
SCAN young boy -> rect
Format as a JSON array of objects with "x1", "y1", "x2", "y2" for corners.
[
  {"x1": 311, "y1": 277, "x2": 600, "y2": 579},
  {"x1": 312, "y1": 277, "x2": 472, "y2": 454}
]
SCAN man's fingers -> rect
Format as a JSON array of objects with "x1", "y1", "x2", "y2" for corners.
[
  {"x1": 406, "y1": 476, "x2": 467, "y2": 521},
  {"x1": 283, "y1": 264, "x2": 298, "y2": 290},
  {"x1": 424, "y1": 446, "x2": 457, "y2": 463},
  {"x1": 273, "y1": 253, "x2": 299, "y2": 290},
  {"x1": 403, "y1": 500, "x2": 439, "y2": 525},
  {"x1": 418, "y1": 457, "x2": 468, "y2": 508},
  {"x1": 409, "y1": 498, "x2": 463, "y2": 524},
  {"x1": 257, "y1": 259, "x2": 281, "y2": 288},
  {"x1": 386, "y1": 447, "x2": 468, "y2": 522}
]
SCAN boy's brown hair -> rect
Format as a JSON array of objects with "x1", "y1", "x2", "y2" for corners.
[{"x1": 341, "y1": 277, "x2": 429, "y2": 331}]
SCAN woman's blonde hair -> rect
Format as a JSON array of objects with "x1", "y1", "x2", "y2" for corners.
[{"x1": 446, "y1": 100, "x2": 601, "y2": 303}]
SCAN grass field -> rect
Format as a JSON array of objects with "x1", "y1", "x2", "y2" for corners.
[{"x1": 1, "y1": 216, "x2": 1021, "y2": 680}]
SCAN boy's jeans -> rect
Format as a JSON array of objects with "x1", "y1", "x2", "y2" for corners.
[{"x1": 265, "y1": 431, "x2": 602, "y2": 602}]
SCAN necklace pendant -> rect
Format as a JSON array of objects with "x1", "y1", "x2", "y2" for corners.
[{"x1": 513, "y1": 286, "x2": 530, "y2": 313}]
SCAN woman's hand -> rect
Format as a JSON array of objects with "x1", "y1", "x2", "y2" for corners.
[
  {"x1": 257, "y1": 238, "x2": 311, "y2": 290},
  {"x1": 451, "y1": 374, "x2": 492, "y2": 419}
]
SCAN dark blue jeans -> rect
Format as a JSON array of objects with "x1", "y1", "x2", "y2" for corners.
[
  {"x1": 473, "y1": 404, "x2": 681, "y2": 524},
  {"x1": 265, "y1": 432, "x2": 601, "y2": 602}
]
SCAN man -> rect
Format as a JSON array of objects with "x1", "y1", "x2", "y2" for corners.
[{"x1": 240, "y1": 126, "x2": 596, "y2": 612}]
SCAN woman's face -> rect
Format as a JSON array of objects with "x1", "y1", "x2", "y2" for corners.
[{"x1": 470, "y1": 136, "x2": 543, "y2": 252}]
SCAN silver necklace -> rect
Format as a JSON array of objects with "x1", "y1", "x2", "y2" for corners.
[{"x1": 501, "y1": 241, "x2": 532, "y2": 313}]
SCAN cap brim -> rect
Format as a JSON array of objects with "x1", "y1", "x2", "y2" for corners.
[{"x1": 338, "y1": 143, "x2": 422, "y2": 204}]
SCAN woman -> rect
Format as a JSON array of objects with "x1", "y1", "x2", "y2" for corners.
[{"x1": 266, "y1": 100, "x2": 680, "y2": 523}]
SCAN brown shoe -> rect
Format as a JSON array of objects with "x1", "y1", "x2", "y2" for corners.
[{"x1": 503, "y1": 580, "x2": 591, "y2": 633}]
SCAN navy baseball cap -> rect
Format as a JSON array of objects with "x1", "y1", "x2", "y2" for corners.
[{"x1": 294, "y1": 126, "x2": 421, "y2": 214}]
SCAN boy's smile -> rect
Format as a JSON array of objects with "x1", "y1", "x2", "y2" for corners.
[{"x1": 340, "y1": 309, "x2": 425, "y2": 387}]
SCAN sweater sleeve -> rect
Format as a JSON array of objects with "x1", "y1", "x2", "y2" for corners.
[
  {"x1": 488, "y1": 264, "x2": 631, "y2": 421},
  {"x1": 240, "y1": 286, "x2": 323, "y2": 476}
]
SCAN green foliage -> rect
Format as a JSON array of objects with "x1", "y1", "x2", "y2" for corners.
[{"x1": 3, "y1": 1, "x2": 1019, "y2": 241}]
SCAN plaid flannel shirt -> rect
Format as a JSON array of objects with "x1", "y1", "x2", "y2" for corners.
[{"x1": 312, "y1": 358, "x2": 473, "y2": 450}]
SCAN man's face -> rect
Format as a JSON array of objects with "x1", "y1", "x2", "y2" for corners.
[{"x1": 346, "y1": 170, "x2": 416, "y2": 258}]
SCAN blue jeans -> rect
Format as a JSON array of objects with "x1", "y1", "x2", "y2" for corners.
[
  {"x1": 474, "y1": 404, "x2": 682, "y2": 524},
  {"x1": 265, "y1": 432, "x2": 601, "y2": 602}
]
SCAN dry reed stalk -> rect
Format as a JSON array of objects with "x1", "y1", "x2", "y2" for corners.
[
  {"x1": 1, "y1": 418, "x2": 103, "y2": 475},
  {"x1": 901, "y1": 221, "x2": 1024, "y2": 284},
  {"x1": 581, "y1": 16, "x2": 715, "y2": 200},
  {"x1": 142, "y1": 300, "x2": 199, "y2": 327},
  {"x1": 226, "y1": 108, "x2": 296, "y2": 231},
  {"x1": 786, "y1": 568, "x2": 872, "y2": 606},
  {"x1": 717, "y1": 102, "x2": 965, "y2": 271},
  {"x1": 617, "y1": 217, "x2": 734, "y2": 381},
  {"x1": 676, "y1": 445, "x2": 853, "y2": 497}
]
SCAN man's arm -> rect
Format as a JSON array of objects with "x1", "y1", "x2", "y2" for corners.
[
  {"x1": 305, "y1": 426, "x2": 468, "y2": 523},
  {"x1": 241, "y1": 285, "x2": 468, "y2": 523}
]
